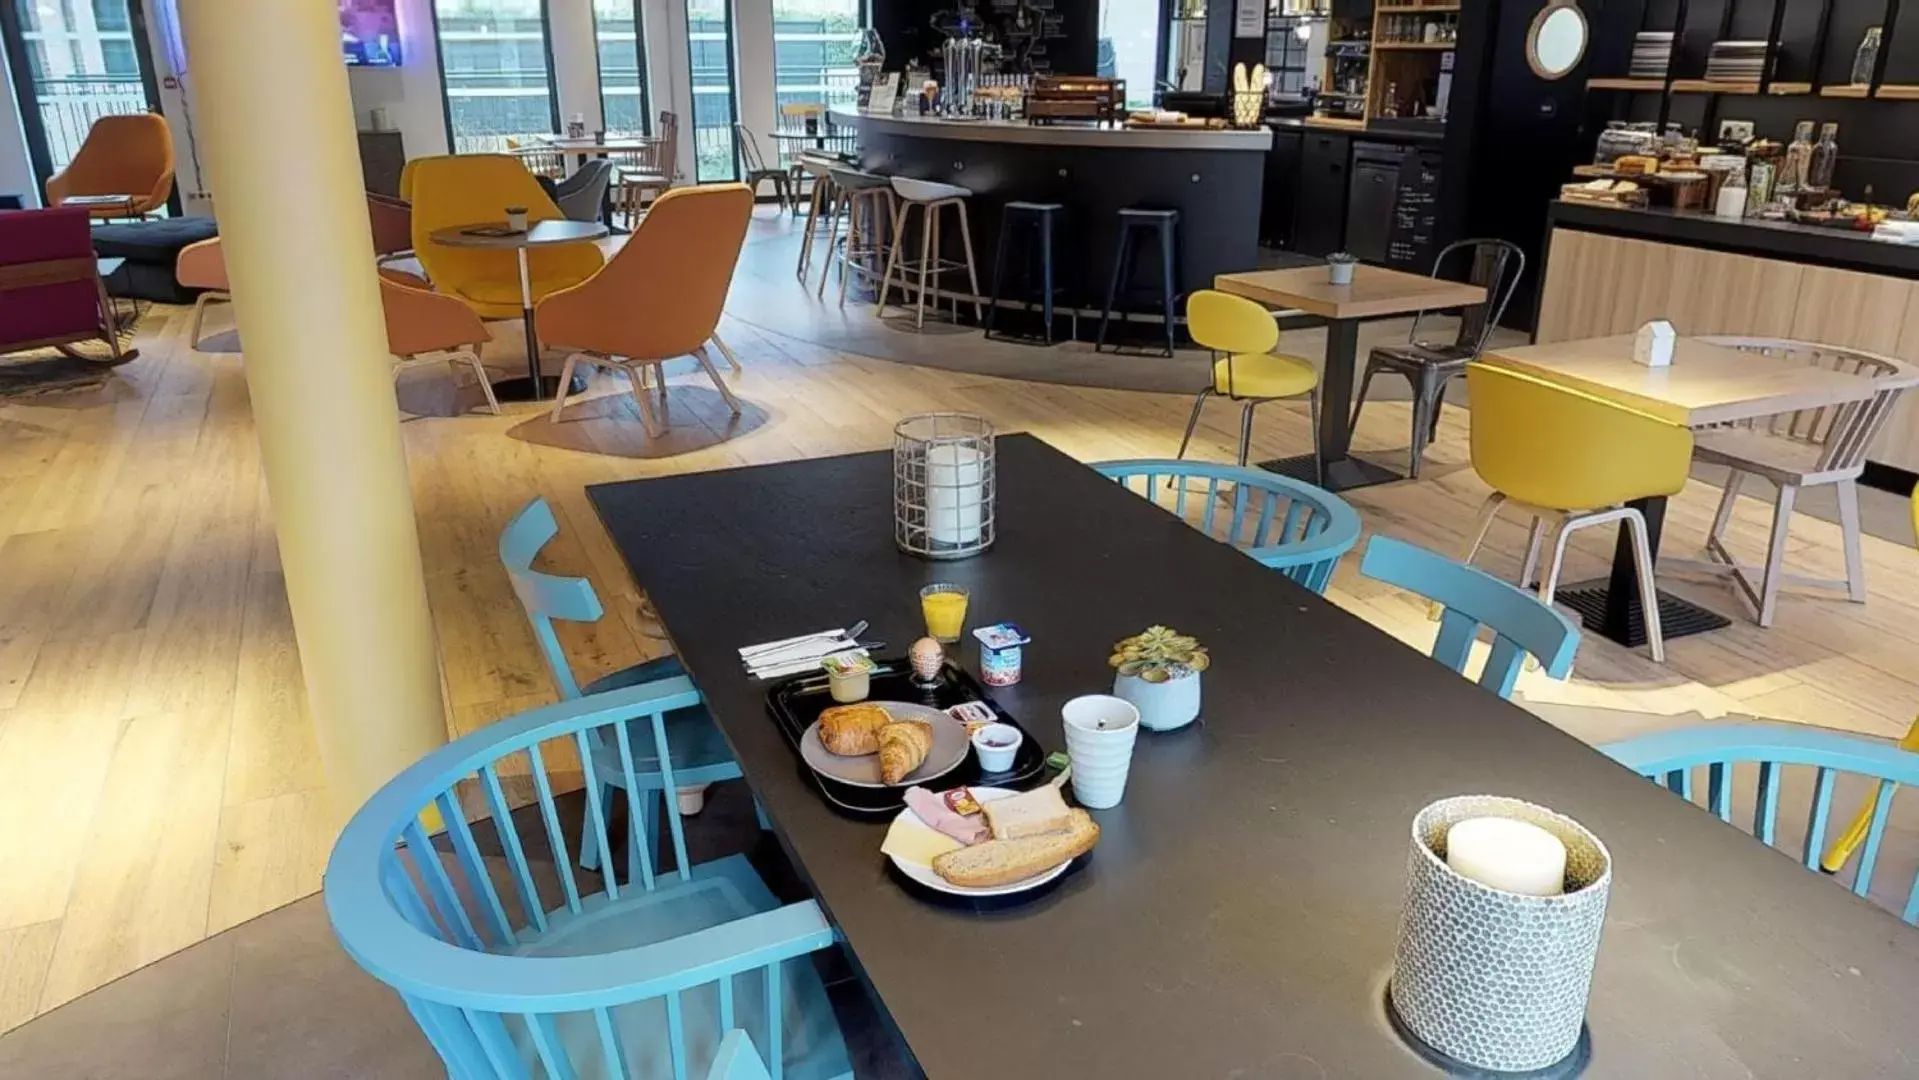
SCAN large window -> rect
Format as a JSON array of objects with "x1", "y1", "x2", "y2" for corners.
[
  {"x1": 5, "y1": 0, "x2": 157, "y2": 175},
  {"x1": 593, "y1": 0, "x2": 649, "y2": 135},
  {"x1": 770, "y1": 0, "x2": 860, "y2": 155},
  {"x1": 685, "y1": 0, "x2": 738, "y2": 181},
  {"x1": 1099, "y1": 0, "x2": 1159, "y2": 108},
  {"x1": 434, "y1": 0, "x2": 558, "y2": 153}
]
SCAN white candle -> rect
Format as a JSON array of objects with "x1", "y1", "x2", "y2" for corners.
[
  {"x1": 924, "y1": 442, "x2": 985, "y2": 547},
  {"x1": 1446, "y1": 816, "x2": 1567, "y2": 897}
]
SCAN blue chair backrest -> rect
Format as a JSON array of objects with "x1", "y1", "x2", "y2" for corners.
[
  {"x1": 501, "y1": 497, "x2": 605, "y2": 700},
  {"x1": 1602, "y1": 722, "x2": 1919, "y2": 924},
  {"x1": 1092, "y1": 459, "x2": 1361, "y2": 594},
  {"x1": 1357, "y1": 534, "x2": 1579, "y2": 698},
  {"x1": 325, "y1": 679, "x2": 838, "y2": 1078}
]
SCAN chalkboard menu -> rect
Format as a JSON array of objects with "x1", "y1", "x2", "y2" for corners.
[
  {"x1": 873, "y1": 0, "x2": 1095, "y2": 78},
  {"x1": 1388, "y1": 149, "x2": 1443, "y2": 271}
]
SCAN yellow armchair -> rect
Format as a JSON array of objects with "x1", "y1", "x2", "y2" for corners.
[{"x1": 405, "y1": 154, "x2": 603, "y2": 320}]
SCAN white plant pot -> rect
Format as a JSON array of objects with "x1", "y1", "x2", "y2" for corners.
[
  {"x1": 1328, "y1": 261, "x2": 1356, "y2": 285},
  {"x1": 1113, "y1": 670, "x2": 1202, "y2": 732}
]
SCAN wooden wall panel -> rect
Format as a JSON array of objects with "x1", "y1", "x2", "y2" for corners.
[{"x1": 1536, "y1": 226, "x2": 1919, "y2": 474}]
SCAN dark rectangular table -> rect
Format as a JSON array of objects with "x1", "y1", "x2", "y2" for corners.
[{"x1": 589, "y1": 434, "x2": 1919, "y2": 1079}]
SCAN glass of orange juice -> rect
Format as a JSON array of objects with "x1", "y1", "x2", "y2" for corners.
[{"x1": 919, "y1": 583, "x2": 970, "y2": 643}]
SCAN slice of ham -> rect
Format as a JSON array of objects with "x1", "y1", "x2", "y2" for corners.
[{"x1": 904, "y1": 786, "x2": 989, "y2": 845}]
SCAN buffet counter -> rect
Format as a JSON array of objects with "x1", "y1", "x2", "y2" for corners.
[
  {"x1": 835, "y1": 109, "x2": 1269, "y2": 322},
  {"x1": 1536, "y1": 200, "x2": 1919, "y2": 477}
]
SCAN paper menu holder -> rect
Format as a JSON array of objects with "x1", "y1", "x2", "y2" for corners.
[{"x1": 1633, "y1": 320, "x2": 1676, "y2": 367}]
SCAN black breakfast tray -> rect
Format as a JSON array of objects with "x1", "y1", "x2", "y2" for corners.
[{"x1": 765, "y1": 658, "x2": 1047, "y2": 817}]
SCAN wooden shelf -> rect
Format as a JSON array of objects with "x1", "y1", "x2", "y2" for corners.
[
  {"x1": 1587, "y1": 77, "x2": 1667, "y2": 90},
  {"x1": 1821, "y1": 84, "x2": 1872, "y2": 98},
  {"x1": 1305, "y1": 115, "x2": 1367, "y2": 130},
  {"x1": 1375, "y1": 4, "x2": 1460, "y2": 11},
  {"x1": 1768, "y1": 82, "x2": 1813, "y2": 95},
  {"x1": 1669, "y1": 79, "x2": 1761, "y2": 94},
  {"x1": 1374, "y1": 41, "x2": 1456, "y2": 51},
  {"x1": 1876, "y1": 84, "x2": 1919, "y2": 100}
]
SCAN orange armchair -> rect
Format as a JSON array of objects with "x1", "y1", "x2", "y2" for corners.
[
  {"x1": 46, "y1": 113, "x2": 175, "y2": 218},
  {"x1": 382, "y1": 273, "x2": 500, "y2": 416},
  {"x1": 404, "y1": 154, "x2": 602, "y2": 320},
  {"x1": 175, "y1": 238, "x2": 229, "y2": 349},
  {"x1": 538, "y1": 183, "x2": 752, "y2": 433}
]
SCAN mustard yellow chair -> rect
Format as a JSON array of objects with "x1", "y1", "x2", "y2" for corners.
[
  {"x1": 1823, "y1": 487, "x2": 1919, "y2": 873},
  {"x1": 539, "y1": 184, "x2": 753, "y2": 435},
  {"x1": 1176, "y1": 289, "x2": 1322, "y2": 480},
  {"x1": 1460, "y1": 362, "x2": 1694, "y2": 662},
  {"x1": 404, "y1": 154, "x2": 603, "y2": 321},
  {"x1": 46, "y1": 112, "x2": 175, "y2": 217}
]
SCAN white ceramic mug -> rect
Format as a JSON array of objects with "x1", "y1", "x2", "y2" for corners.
[
  {"x1": 505, "y1": 206, "x2": 529, "y2": 232},
  {"x1": 1061, "y1": 695, "x2": 1141, "y2": 809}
]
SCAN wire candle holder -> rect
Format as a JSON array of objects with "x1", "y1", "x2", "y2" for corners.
[{"x1": 893, "y1": 412, "x2": 996, "y2": 560}]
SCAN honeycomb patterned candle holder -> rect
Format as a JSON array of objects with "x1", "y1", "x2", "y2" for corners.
[{"x1": 1388, "y1": 795, "x2": 1612, "y2": 1075}]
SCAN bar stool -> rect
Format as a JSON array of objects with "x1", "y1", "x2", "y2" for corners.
[
  {"x1": 818, "y1": 166, "x2": 896, "y2": 306},
  {"x1": 985, "y1": 201, "x2": 1065, "y2": 345},
  {"x1": 793, "y1": 153, "x2": 841, "y2": 284},
  {"x1": 1096, "y1": 207, "x2": 1179, "y2": 357},
  {"x1": 875, "y1": 177, "x2": 983, "y2": 330}
]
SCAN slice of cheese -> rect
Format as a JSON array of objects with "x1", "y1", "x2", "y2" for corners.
[{"x1": 881, "y1": 816, "x2": 964, "y2": 868}]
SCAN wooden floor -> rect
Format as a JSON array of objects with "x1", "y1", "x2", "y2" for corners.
[{"x1": 2, "y1": 271, "x2": 1917, "y2": 1034}]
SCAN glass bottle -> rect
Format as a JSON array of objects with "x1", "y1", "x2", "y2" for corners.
[
  {"x1": 1808, "y1": 122, "x2": 1840, "y2": 192},
  {"x1": 1853, "y1": 27, "x2": 1883, "y2": 87},
  {"x1": 1777, "y1": 121, "x2": 1815, "y2": 192}
]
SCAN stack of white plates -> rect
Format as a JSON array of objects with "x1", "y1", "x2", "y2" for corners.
[
  {"x1": 1631, "y1": 31, "x2": 1674, "y2": 78},
  {"x1": 1704, "y1": 40, "x2": 1768, "y2": 82}
]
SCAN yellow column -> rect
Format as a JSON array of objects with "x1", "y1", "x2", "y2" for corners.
[{"x1": 181, "y1": 0, "x2": 446, "y2": 816}]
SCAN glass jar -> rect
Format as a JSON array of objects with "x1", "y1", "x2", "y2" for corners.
[{"x1": 1808, "y1": 122, "x2": 1840, "y2": 192}]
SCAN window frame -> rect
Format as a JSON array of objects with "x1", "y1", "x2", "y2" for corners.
[
  {"x1": 429, "y1": 0, "x2": 563, "y2": 154},
  {"x1": 682, "y1": 0, "x2": 741, "y2": 182},
  {"x1": 590, "y1": 0, "x2": 652, "y2": 136}
]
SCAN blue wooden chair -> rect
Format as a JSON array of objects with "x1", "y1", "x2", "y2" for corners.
[
  {"x1": 502, "y1": 497, "x2": 742, "y2": 871},
  {"x1": 1602, "y1": 723, "x2": 1919, "y2": 925},
  {"x1": 1092, "y1": 459, "x2": 1361, "y2": 594},
  {"x1": 325, "y1": 679, "x2": 854, "y2": 1080},
  {"x1": 1357, "y1": 534, "x2": 1580, "y2": 699}
]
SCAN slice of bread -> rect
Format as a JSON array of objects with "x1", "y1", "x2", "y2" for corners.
[
  {"x1": 932, "y1": 809, "x2": 1099, "y2": 888},
  {"x1": 981, "y1": 784, "x2": 1073, "y2": 840}
]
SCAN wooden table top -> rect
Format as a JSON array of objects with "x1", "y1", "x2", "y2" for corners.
[
  {"x1": 426, "y1": 219, "x2": 608, "y2": 250},
  {"x1": 1214, "y1": 263, "x2": 1486, "y2": 320},
  {"x1": 1481, "y1": 335, "x2": 1880, "y2": 427},
  {"x1": 537, "y1": 135, "x2": 658, "y2": 153},
  {"x1": 586, "y1": 433, "x2": 1919, "y2": 1079}
]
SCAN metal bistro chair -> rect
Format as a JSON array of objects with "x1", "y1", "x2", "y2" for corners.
[
  {"x1": 734, "y1": 124, "x2": 795, "y2": 212},
  {"x1": 324, "y1": 679, "x2": 856, "y2": 1080},
  {"x1": 1670, "y1": 337, "x2": 1919, "y2": 628},
  {"x1": 499, "y1": 497, "x2": 743, "y2": 871},
  {"x1": 1175, "y1": 289, "x2": 1324, "y2": 479},
  {"x1": 1349, "y1": 238, "x2": 1526, "y2": 479},
  {"x1": 1092, "y1": 460, "x2": 1360, "y2": 594},
  {"x1": 1358, "y1": 534, "x2": 1580, "y2": 700},
  {"x1": 1602, "y1": 722, "x2": 1919, "y2": 925}
]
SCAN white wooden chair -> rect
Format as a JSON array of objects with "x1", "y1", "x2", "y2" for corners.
[{"x1": 1674, "y1": 337, "x2": 1919, "y2": 627}]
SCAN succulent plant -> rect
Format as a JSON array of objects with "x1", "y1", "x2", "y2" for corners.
[
  {"x1": 1109, "y1": 625, "x2": 1210, "y2": 683},
  {"x1": 1327, "y1": 251, "x2": 1359, "y2": 265}
]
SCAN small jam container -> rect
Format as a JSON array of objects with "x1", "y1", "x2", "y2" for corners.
[
  {"x1": 821, "y1": 652, "x2": 875, "y2": 703},
  {"x1": 972, "y1": 622, "x2": 1031, "y2": 686},
  {"x1": 971, "y1": 723, "x2": 1024, "y2": 773}
]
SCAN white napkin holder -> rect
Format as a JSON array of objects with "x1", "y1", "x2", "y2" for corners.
[{"x1": 1633, "y1": 320, "x2": 1676, "y2": 368}]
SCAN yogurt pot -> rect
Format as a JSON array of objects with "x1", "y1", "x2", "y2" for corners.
[
  {"x1": 971, "y1": 723, "x2": 1024, "y2": 773},
  {"x1": 973, "y1": 622, "x2": 1031, "y2": 687}
]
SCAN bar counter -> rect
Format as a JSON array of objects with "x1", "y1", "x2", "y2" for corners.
[
  {"x1": 836, "y1": 109, "x2": 1271, "y2": 325},
  {"x1": 1536, "y1": 200, "x2": 1919, "y2": 477}
]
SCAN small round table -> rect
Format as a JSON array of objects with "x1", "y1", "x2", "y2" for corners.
[{"x1": 428, "y1": 219, "x2": 608, "y2": 401}]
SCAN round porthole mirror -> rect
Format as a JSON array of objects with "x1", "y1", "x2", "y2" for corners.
[{"x1": 1528, "y1": 0, "x2": 1589, "y2": 80}]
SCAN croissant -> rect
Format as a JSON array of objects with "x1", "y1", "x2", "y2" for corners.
[
  {"x1": 819, "y1": 703, "x2": 891, "y2": 756},
  {"x1": 878, "y1": 720, "x2": 934, "y2": 784}
]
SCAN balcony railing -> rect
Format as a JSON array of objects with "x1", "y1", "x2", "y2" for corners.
[{"x1": 31, "y1": 76, "x2": 149, "y2": 173}]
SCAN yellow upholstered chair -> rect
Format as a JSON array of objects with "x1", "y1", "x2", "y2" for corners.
[
  {"x1": 1824, "y1": 488, "x2": 1919, "y2": 873},
  {"x1": 1460, "y1": 362, "x2": 1694, "y2": 662},
  {"x1": 539, "y1": 184, "x2": 753, "y2": 435},
  {"x1": 1175, "y1": 289, "x2": 1322, "y2": 479},
  {"x1": 46, "y1": 112, "x2": 175, "y2": 217},
  {"x1": 405, "y1": 154, "x2": 603, "y2": 320}
]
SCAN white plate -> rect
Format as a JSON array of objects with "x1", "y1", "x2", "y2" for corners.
[
  {"x1": 800, "y1": 701, "x2": 970, "y2": 789},
  {"x1": 886, "y1": 787, "x2": 1075, "y2": 898}
]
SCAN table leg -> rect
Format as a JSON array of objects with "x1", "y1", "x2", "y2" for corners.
[
  {"x1": 488, "y1": 248, "x2": 585, "y2": 403},
  {"x1": 1256, "y1": 318, "x2": 1402, "y2": 492},
  {"x1": 1552, "y1": 495, "x2": 1732, "y2": 648}
]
